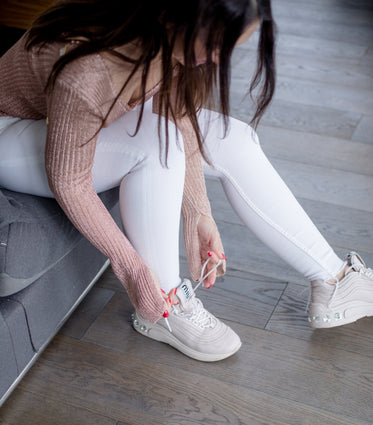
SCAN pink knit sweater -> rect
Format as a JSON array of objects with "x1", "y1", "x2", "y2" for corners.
[{"x1": 0, "y1": 34, "x2": 217, "y2": 322}]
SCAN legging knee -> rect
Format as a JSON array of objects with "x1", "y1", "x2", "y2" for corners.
[{"x1": 93, "y1": 111, "x2": 186, "y2": 192}]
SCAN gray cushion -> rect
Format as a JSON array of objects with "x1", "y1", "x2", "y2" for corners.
[
  {"x1": 0, "y1": 187, "x2": 121, "y2": 402},
  {"x1": 0, "y1": 189, "x2": 80, "y2": 296},
  {"x1": 0, "y1": 188, "x2": 119, "y2": 296},
  {"x1": 0, "y1": 298, "x2": 34, "y2": 371},
  {"x1": 0, "y1": 309, "x2": 19, "y2": 398},
  {"x1": 10, "y1": 234, "x2": 111, "y2": 351}
]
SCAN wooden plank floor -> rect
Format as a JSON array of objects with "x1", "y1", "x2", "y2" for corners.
[{"x1": 1, "y1": 0, "x2": 372, "y2": 423}]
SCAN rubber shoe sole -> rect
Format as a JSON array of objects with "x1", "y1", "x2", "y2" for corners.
[
  {"x1": 309, "y1": 300, "x2": 373, "y2": 328},
  {"x1": 309, "y1": 265, "x2": 373, "y2": 329},
  {"x1": 132, "y1": 311, "x2": 242, "y2": 362}
]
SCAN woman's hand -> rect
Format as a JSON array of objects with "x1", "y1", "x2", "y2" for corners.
[
  {"x1": 110, "y1": 260, "x2": 172, "y2": 323},
  {"x1": 160, "y1": 287, "x2": 179, "y2": 313},
  {"x1": 150, "y1": 270, "x2": 179, "y2": 316},
  {"x1": 197, "y1": 215, "x2": 226, "y2": 288}
]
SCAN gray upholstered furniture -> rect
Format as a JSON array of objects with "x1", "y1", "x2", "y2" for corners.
[{"x1": 0, "y1": 187, "x2": 121, "y2": 406}]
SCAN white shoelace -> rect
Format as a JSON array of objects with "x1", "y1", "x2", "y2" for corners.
[
  {"x1": 179, "y1": 298, "x2": 215, "y2": 328},
  {"x1": 172, "y1": 258, "x2": 222, "y2": 329},
  {"x1": 193, "y1": 258, "x2": 222, "y2": 293}
]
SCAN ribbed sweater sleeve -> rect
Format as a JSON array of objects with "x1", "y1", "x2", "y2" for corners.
[
  {"x1": 45, "y1": 77, "x2": 166, "y2": 323},
  {"x1": 177, "y1": 115, "x2": 226, "y2": 280},
  {"x1": 0, "y1": 35, "x2": 224, "y2": 311}
]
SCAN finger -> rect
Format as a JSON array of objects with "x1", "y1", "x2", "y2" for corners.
[
  {"x1": 202, "y1": 253, "x2": 219, "y2": 288},
  {"x1": 207, "y1": 229, "x2": 226, "y2": 261},
  {"x1": 168, "y1": 288, "x2": 179, "y2": 305},
  {"x1": 209, "y1": 250, "x2": 227, "y2": 277},
  {"x1": 205, "y1": 250, "x2": 220, "y2": 265},
  {"x1": 205, "y1": 251, "x2": 222, "y2": 278},
  {"x1": 160, "y1": 289, "x2": 172, "y2": 311},
  {"x1": 217, "y1": 258, "x2": 226, "y2": 276},
  {"x1": 212, "y1": 250, "x2": 227, "y2": 262},
  {"x1": 216, "y1": 252, "x2": 227, "y2": 276},
  {"x1": 202, "y1": 251, "x2": 227, "y2": 288},
  {"x1": 203, "y1": 268, "x2": 216, "y2": 289}
]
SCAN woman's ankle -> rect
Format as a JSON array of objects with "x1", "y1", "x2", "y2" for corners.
[
  {"x1": 321, "y1": 262, "x2": 350, "y2": 285},
  {"x1": 335, "y1": 264, "x2": 351, "y2": 281}
]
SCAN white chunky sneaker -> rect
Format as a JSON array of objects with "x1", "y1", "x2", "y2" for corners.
[
  {"x1": 308, "y1": 252, "x2": 373, "y2": 328},
  {"x1": 132, "y1": 279, "x2": 242, "y2": 361}
]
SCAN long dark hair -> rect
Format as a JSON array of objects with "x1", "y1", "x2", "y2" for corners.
[{"x1": 26, "y1": 0, "x2": 276, "y2": 163}]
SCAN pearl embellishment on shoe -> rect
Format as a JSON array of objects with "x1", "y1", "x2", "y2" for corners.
[{"x1": 308, "y1": 312, "x2": 341, "y2": 324}]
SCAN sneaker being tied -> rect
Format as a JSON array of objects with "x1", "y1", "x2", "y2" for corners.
[
  {"x1": 133, "y1": 279, "x2": 242, "y2": 362},
  {"x1": 309, "y1": 252, "x2": 373, "y2": 328}
]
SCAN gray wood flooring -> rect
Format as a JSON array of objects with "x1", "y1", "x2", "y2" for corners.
[{"x1": 1, "y1": 0, "x2": 372, "y2": 424}]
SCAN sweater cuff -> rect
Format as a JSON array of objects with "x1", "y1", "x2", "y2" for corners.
[
  {"x1": 182, "y1": 208, "x2": 202, "y2": 282},
  {"x1": 110, "y1": 254, "x2": 167, "y2": 323}
]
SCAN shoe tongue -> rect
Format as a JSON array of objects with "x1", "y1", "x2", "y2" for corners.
[
  {"x1": 349, "y1": 252, "x2": 365, "y2": 270},
  {"x1": 176, "y1": 279, "x2": 195, "y2": 311}
]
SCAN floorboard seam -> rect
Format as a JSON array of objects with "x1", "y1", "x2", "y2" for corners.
[
  {"x1": 22, "y1": 338, "x2": 373, "y2": 425},
  {"x1": 79, "y1": 290, "x2": 117, "y2": 341},
  {"x1": 265, "y1": 282, "x2": 288, "y2": 331},
  {"x1": 11, "y1": 386, "x2": 119, "y2": 424}
]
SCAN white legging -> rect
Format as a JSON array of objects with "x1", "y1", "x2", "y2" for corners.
[{"x1": 0, "y1": 101, "x2": 345, "y2": 292}]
